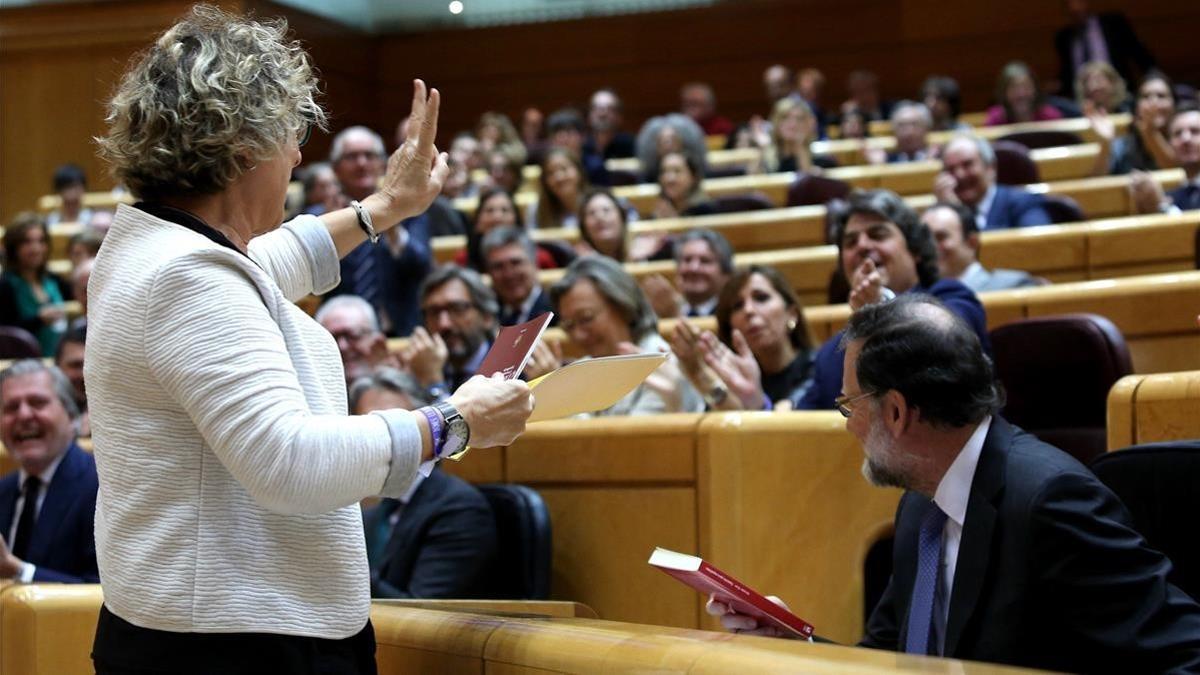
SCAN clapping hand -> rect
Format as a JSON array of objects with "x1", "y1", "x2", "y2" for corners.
[
  {"x1": 698, "y1": 330, "x2": 765, "y2": 410},
  {"x1": 1084, "y1": 101, "x2": 1116, "y2": 143},
  {"x1": 641, "y1": 274, "x2": 681, "y2": 319},
  {"x1": 933, "y1": 171, "x2": 959, "y2": 204},
  {"x1": 1129, "y1": 170, "x2": 1167, "y2": 214},
  {"x1": 705, "y1": 593, "x2": 794, "y2": 638},
  {"x1": 523, "y1": 339, "x2": 562, "y2": 381},
  {"x1": 401, "y1": 327, "x2": 448, "y2": 387},
  {"x1": 0, "y1": 534, "x2": 22, "y2": 579}
]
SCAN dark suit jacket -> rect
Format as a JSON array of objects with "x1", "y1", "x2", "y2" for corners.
[
  {"x1": 1055, "y1": 13, "x2": 1155, "y2": 96},
  {"x1": 861, "y1": 417, "x2": 1200, "y2": 672},
  {"x1": 0, "y1": 442, "x2": 99, "y2": 583},
  {"x1": 983, "y1": 186, "x2": 1052, "y2": 230},
  {"x1": 1169, "y1": 183, "x2": 1200, "y2": 212},
  {"x1": 325, "y1": 212, "x2": 433, "y2": 337},
  {"x1": 363, "y1": 468, "x2": 497, "y2": 599},
  {"x1": 795, "y1": 279, "x2": 990, "y2": 410}
]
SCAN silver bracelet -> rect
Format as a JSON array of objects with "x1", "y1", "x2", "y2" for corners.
[{"x1": 349, "y1": 200, "x2": 379, "y2": 244}]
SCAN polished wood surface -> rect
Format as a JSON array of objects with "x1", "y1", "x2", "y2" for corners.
[
  {"x1": 1107, "y1": 370, "x2": 1200, "y2": 450},
  {"x1": 374, "y1": 599, "x2": 597, "y2": 619},
  {"x1": 0, "y1": 583, "x2": 103, "y2": 675}
]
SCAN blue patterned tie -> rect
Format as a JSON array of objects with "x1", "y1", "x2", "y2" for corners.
[
  {"x1": 350, "y1": 244, "x2": 381, "y2": 314},
  {"x1": 905, "y1": 504, "x2": 948, "y2": 655}
]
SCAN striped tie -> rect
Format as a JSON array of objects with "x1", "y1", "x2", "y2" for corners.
[{"x1": 351, "y1": 245, "x2": 381, "y2": 315}]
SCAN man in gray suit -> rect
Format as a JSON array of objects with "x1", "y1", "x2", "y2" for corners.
[{"x1": 922, "y1": 203, "x2": 1043, "y2": 293}]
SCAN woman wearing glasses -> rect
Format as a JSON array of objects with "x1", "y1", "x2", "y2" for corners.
[{"x1": 87, "y1": 7, "x2": 531, "y2": 673}]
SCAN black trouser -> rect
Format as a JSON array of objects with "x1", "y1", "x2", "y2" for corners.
[{"x1": 92, "y1": 605, "x2": 377, "y2": 675}]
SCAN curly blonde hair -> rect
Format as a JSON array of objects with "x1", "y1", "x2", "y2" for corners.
[{"x1": 97, "y1": 5, "x2": 327, "y2": 200}]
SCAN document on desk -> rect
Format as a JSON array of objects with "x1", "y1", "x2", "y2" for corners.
[
  {"x1": 648, "y1": 547, "x2": 815, "y2": 638},
  {"x1": 527, "y1": 352, "x2": 666, "y2": 422}
]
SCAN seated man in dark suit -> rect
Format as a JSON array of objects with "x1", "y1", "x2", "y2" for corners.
[
  {"x1": 0, "y1": 360, "x2": 98, "y2": 583},
  {"x1": 643, "y1": 229, "x2": 734, "y2": 320},
  {"x1": 712, "y1": 295, "x2": 1200, "y2": 672},
  {"x1": 584, "y1": 89, "x2": 636, "y2": 161},
  {"x1": 921, "y1": 203, "x2": 1042, "y2": 293},
  {"x1": 352, "y1": 368, "x2": 497, "y2": 599},
  {"x1": 482, "y1": 227, "x2": 555, "y2": 327},
  {"x1": 406, "y1": 265, "x2": 498, "y2": 400},
  {"x1": 935, "y1": 135, "x2": 1052, "y2": 230},
  {"x1": 793, "y1": 190, "x2": 989, "y2": 410},
  {"x1": 1055, "y1": 0, "x2": 1155, "y2": 97}
]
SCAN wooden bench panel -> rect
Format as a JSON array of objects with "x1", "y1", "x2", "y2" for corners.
[{"x1": 1107, "y1": 370, "x2": 1200, "y2": 451}]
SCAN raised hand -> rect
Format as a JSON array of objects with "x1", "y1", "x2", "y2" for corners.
[
  {"x1": 848, "y1": 258, "x2": 885, "y2": 310},
  {"x1": 373, "y1": 80, "x2": 451, "y2": 224},
  {"x1": 523, "y1": 339, "x2": 562, "y2": 381},
  {"x1": 1129, "y1": 170, "x2": 1167, "y2": 214},
  {"x1": 641, "y1": 274, "x2": 681, "y2": 319},
  {"x1": 448, "y1": 374, "x2": 533, "y2": 448},
  {"x1": 933, "y1": 171, "x2": 959, "y2": 204}
]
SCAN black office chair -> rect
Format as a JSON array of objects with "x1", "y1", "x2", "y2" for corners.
[
  {"x1": 711, "y1": 192, "x2": 774, "y2": 214},
  {"x1": 990, "y1": 314, "x2": 1132, "y2": 464},
  {"x1": 1090, "y1": 441, "x2": 1200, "y2": 600},
  {"x1": 786, "y1": 173, "x2": 850, "y2": 207},
  {"x1": 1042, "y1": 194, "x2": 1085, "y2": 224},
  {"x1": 0, "y1": 327, "x2": 42, "y2": 360},
  {"x1": 477, "y1": 483, "x2": 552, "y2": 599},
  {"x1": 993, "y1": 140, "x2": 1040, "y2": 186},
  {"x1": 997, "y1": 130, "x2": 1084, "y2": 150}
]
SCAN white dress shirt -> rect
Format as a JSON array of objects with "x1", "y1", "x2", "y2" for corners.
[{"x1": 931, "y1": 415, "x2": 992, "y2": 654}]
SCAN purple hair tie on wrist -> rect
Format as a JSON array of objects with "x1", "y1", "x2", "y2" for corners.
[{"x1": 419, "y1": 406, "x2": 446, "y2": 458}]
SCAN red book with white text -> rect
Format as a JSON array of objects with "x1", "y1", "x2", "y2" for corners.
[
  {"x1": 476, "y1": 312, "x2": 553, "y2": 380},
  {"x1": 648, "y1": 547, "x2": 815, "y2": 639}
]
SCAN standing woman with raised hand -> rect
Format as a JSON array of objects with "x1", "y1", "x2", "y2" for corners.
[{"x1": 87, "y1": 6, "x2": 532, "y2": 673}]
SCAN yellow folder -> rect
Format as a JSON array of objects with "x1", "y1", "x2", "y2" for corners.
[{"x1": 527, "y1": 353, "x2": 668, "y2": 422}]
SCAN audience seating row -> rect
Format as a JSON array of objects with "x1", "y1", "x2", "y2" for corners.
[
  {"x1": 0, "y1": 584, "x2": 1041, "y2": 674},
  {"x1": 1108, "y1": 369, "x2": 1200, "y2": 451}
]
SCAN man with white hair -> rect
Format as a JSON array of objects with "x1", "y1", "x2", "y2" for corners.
[
  {"x1": 315, "y1": 296, "x2": 401, "y2": 386},
  {"x1": 935, "y1": 134, "x2": 1052, "y2": 230},
  {"x1": 886, "y1": 101, "x2": 935, "y2": 163},
  {"x1": 324, "y1": 126, "x2": 434, "y2": 335}
]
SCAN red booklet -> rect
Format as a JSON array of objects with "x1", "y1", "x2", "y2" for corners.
[
  {"x1": 476, "y1": 312, "x2": 554, "y2": 380},
  {"x1": 648, "y1": 547, "x2": 815, "y2": 639}
]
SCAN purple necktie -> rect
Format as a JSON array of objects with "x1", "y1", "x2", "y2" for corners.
[{"x1": 905, "y1": 505, "x2": 948, "y2": 655}]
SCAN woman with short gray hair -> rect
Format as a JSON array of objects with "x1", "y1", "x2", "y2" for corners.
[
  {"x1": 549, "y1": 256, "x2": 702, "y2": 416},
  {"x1": 88, "y1": 6, "x2": 531, "y2": 672}
]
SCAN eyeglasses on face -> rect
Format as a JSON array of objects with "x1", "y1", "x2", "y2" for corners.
[
  {"x1": 422, "y1": 300, "x2": 475, "y2": 320},
  {"x1": 835, "y1": 390, "x2": 875, "y2": 418},
  {"x1": 559, "y1": 310, "x2": 601, "y2": 334}
]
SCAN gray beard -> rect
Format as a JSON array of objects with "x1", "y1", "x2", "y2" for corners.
[{"x1": 860, "y1": 414, "x2": 916, "y2": 491}]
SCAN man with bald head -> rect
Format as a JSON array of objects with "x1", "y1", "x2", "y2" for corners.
[
  {"x1": 709, "y1": 295, "x2": 1200, "y2": 672},
  {"x1": 935, "y1": 134, "x2": 1052, "y2": 230}
]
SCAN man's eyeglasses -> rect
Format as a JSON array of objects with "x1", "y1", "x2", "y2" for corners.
[
  {"x1": 835, "y1": 391, "x2": 875, "y2": 418},
  {"x1": 330, "y1": 327, "x2": 372, "y2": 344},
  {"x1": 422, "y1": 301, "x2": 474, "y2": 320}
]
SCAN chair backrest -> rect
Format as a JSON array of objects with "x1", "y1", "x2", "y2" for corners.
[
  {"x1": 1090, "y1": 441, "x2": 1200, "y2": 600},
  {"x1": 989, "y1": 314, "x2": 1132, "y2": 464},
  {"x1": 997, "y1": 130, "x2": 1084, "y2": 150},
  {"x1": 0, "y1": 326, "x2": 42, "y2": 360},
  {"x1": 1042, "y1": 194, "x2": 1086, "y2": 224},
  {"x1": 477, "y1": 483, "x2": 552, "y2": 599},
  {"x1": 786, "y1": 173, "x2": 850, "y2": 207},
  {"x1": 607, "y1": 169, "x2": 641, "y2": 187},
  {"x1": 537, "y1": 240, "x2": 578, "y2": 269},
  {"x1": 710, "y1": 192, "x2": 774, "y2": 214},
  {"x1": 992, "y1": 140, "x2": 1040, "y2": 185}
]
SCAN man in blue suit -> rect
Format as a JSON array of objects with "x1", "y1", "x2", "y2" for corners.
[
  {"x1": 793, "y1": 189, "x2": 989, "y2": 410},
  {"x1": 936, "y1": 135, "x2": 1052, "y2": 230},
  {"x1": 0, "y1": 360, "x2": 98, "y2": 583}
]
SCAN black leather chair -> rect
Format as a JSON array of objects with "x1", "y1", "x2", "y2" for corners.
[
  {"x1": 476, "y1": 483, "x2": 552, "y2": 599},
  {"x1": 786, "y1": 173, "x2": 850, "y2": 207},
  {"x1": 711, "y1": 192, "x2": 774, "y2": 214},
  {"x1": 990, "y1": 314, "x2": 1132, "y2": 464},
  {"x1": 0, "y1": 326, "x2": 42, "y2": 360},
  {"x1": 1090, "y1": 441, "x2": 1200, "y2": 600},
  {"x1": 606, "y1": 169, "x2": 640, "y2": 187},
  {"x1": 993, "y1": 140, "x2": 1041, "y2": 185},
  {"x1": 1042, "y1": 194, "x2": 1085, "y2": 224},
  {"x1": 997, "y1": 130, "x2": 1084, "y2": 150}
]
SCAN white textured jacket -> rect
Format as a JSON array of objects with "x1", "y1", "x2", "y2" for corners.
[{"x1": 86, "y1": 205, "x2": 420, "y2": 638}]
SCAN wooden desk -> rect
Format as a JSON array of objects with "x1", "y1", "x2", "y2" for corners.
[{"x1": 1107, "y1": 370, "x2": 1200, "y2": 450}]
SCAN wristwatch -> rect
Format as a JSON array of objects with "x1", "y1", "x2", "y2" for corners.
[
  {"x1": 433, "y1": 399, "x2": 471, "y2": 461},
  {"x1": 703, "y1": 383, "x2": 729, "y2": 408}
]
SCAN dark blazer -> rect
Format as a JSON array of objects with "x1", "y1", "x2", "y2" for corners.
[
  {"x1": 794, "y1": 279, "x2": 989, "y2": 410},
  {"x1": 363, "y1": 468, "x2": 497, "y2": 599},
  {"x1": 983, "y1": 186, "x2": 1052, "y2": 230},
  {"x1": 861, "y1": 417, "x2": 1200, "y2": 672},
  {"x1": 326, "y1": 212, "x2": 433, "y2": 337},
  {"x1": 1169, "y1": 183, "x2": 1200, "y2": 212},
  {"x1": 0, "y1": 442, "x2": 99, "y2": 583},
  {"x1": 1055, "y1": 13, "x2": 1155, "y2": 96}
]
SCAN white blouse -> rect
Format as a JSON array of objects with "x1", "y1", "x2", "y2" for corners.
[{"x1": 86, "y1": 205, "x2": 421, "y2": 639}]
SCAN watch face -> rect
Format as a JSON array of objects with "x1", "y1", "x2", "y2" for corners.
[{"x1": 444, "y1": 417, "x2": 470, "y2": 454}]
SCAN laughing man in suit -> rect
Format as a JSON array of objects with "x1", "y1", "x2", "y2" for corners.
[
  {"x1": 921, "y1": 202, "x2": 1042, "y2": 293},
  {"x1": 0, "y1": 360, "x2": 98, "y2": 584},
  {"x1": 709, "y1": 295, "x2": 1200, "y2": 672},
  {"x1": 935, "y1": 135, "x2": 1052, "y2": 231}
]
